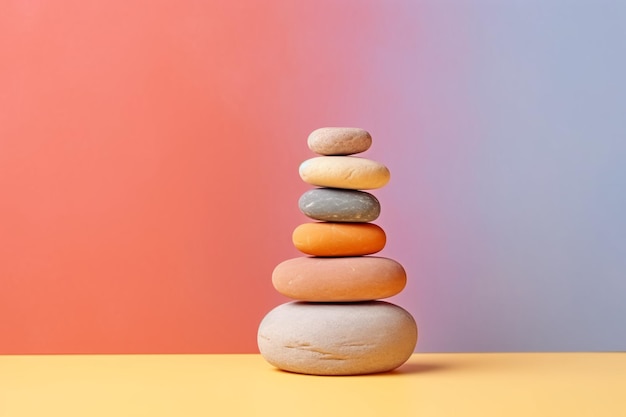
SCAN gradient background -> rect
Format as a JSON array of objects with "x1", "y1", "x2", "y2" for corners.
[{"x1": 1, "y1": 0, "x2": 625, "y2": 354}]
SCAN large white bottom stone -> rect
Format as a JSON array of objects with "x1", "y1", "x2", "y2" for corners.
[{"x1": 257, "y1": 301, "x2": 417, "y2": 376}]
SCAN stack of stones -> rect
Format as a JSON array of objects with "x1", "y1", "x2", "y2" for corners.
[{"x1": 257, "y1": 128, "x2": 417, "y2": 376}]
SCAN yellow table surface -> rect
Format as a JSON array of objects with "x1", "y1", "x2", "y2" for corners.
[{"x1": 1, "y1": 353, "x2": 624, "y2": 416}]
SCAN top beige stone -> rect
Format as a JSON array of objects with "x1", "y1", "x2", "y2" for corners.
[{"x1": 307, "y1": 127, "x2": 372, "y2": 155}]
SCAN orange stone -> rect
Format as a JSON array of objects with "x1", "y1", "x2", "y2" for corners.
[
  {"x1": 272, "y1": 256, "x2": 406, "y2": 301},
  {"x1": 292, "y1": 222, "x2": 386, "y2": 256}
]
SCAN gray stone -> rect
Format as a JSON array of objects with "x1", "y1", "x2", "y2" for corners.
[
  {"x1": 298, "y1": 188, "x2": 380, "y2": 222},
  {"x1": 257, "y1": 301, "x2": 418, "y2": 376}
]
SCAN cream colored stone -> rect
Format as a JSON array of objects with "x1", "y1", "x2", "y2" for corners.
[
  {"x1": 299, "y1": 156, "x2": 390, "y2": 190},
  {"x1": 307, "y1": 127, "x2": 372, "y2": 156},
  {"x1": 257, "y1": 301, "x2": 417, "y2": 375}
]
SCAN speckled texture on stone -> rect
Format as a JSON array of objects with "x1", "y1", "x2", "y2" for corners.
[
  {"x1": 299, "y1": 156, "x2": 390, "y2": 190},
  {"x1": 298, "y1": 188, "x2": 380, "y2": 223},
  {"x1": 272, "y1": 256, "x2": 406, "y2": 302},
  {"x1": 257, "y1": 301, "x2": 418, "y2": 375},
  {"x1": 292, "y1": 222, "x2": 386, "y2": 257},
  {"x1": 307, "y1": 127, "x2": 372, "y2": 156}
]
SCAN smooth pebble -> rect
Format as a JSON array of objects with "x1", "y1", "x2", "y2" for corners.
[
  {"x1": 257, "y1": 301, "x2": 417, "y2": 375},
  {"x1": 299, "y1": 157, "x2": 390, "y2": 190},
  {"x1": 292, "y1": 222, "x2": 386, "y2": 256},
  {"x1": 298, "y1": 188, "x2": 380, "y2": 223},
  {"x1": 307, "y1": 127, "x2": 372, "y2": 156},
  {"x1": 272, "y1": 256, "x2": 406, "y2": 302}
]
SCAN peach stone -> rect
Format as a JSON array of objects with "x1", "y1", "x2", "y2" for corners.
[{"x1": 272, "y1": 256, "x2": 406, "y2": 302}]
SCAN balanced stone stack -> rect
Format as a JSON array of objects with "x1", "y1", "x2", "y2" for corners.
[{"x1": 258, "y1": 128, "x2": 417, "y2": 375}]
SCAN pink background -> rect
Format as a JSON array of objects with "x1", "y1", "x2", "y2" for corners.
[{"x1": 2, "y1": 1, "x2": 625, "y2": 353}]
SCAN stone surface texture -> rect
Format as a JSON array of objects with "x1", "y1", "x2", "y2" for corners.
[
  {"x1": 299, "y1": 156, "x2": 390, "y2": 190},
  {"x1": 298, "y1": 188, "x2": 380, "y2": 223},
  {"x1": 272, "y1": 256, "x2": 406, "y2": 301},
  {"x1": 307, "y1": 127, "x2": 372, "y2": 156},
  {"x1": 292, "y1": 222, "x2": 386, "y2": 256},
  {"x1": 257, "y1": 301, "x2": 418, "y2": 375}
]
